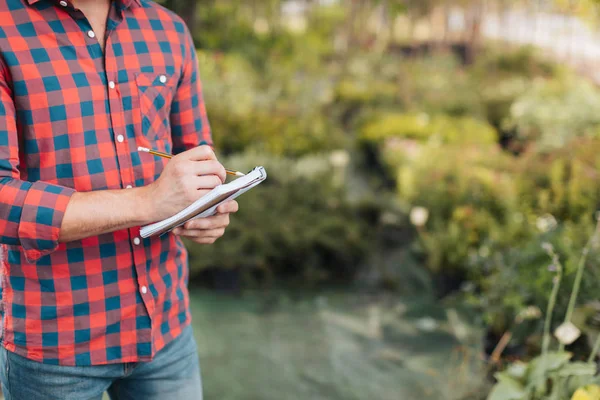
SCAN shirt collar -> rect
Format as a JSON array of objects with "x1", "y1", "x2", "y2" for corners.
[{"x1": 26, "y1": 0, "x2": 142, "y2": 9}]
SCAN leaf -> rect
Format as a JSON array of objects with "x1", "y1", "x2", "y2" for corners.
[
  {"x1": 505, "y1": 361, "x2": 528, "y2": 381},
  {"x1": 527, "y1": 352, "x2": 573, "y2": 393},
  {"x1": 488, "y1": 376, "x2": 528, "y2": 400},
  {"x1": 558, "y1": 362, "x2": 597, "y2": 378},
  {"x1": 529, "y1": 352, "x2": 573, "y2": 374}
]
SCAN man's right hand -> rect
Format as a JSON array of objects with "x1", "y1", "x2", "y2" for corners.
[{"x1": 142, "y1": 146, "x2": 226, "y2": 221}]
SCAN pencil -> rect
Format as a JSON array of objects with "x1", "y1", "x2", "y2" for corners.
[{"x1": 138, "y1": 147, "x2": 245, "y2": 177}]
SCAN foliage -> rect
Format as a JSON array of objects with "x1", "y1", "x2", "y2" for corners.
[
  {"x1": 504, "y1": 76, "x2": 600, "y2": 150},
  {"x1": 163, "y1": 0, "x2": 600, "y2": 374},
  {"x1": 360, "y1": 112, "x2": 497, "y2": 145},
  {"x1": 471, "y1": 46, "x2": 559, "y2": 81},
  {"x1": 199, "y1": 50, "x2": 345, "y2": 157},
  {"x1": 488, "y1": 352, "x2": 599, "y2": 400},
  {"x1": 468, "y1": 46, "x2": 561, "y2": 150},
  {"x1": 382, "y1": 139, "x2": 600, "y2": 334},
  {"x1": 381, "y1": 140, "x2": 515, "y2": 274},
  {"x1": 185, "y1": 152, "x2": 373, "y2": 284},
  {"x1": 488, "y1": 222, "x2": 600, "y2": 400}
]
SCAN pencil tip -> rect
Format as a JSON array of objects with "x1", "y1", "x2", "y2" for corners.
[{"x1": 138, "y1": 146, "x2": 149, "y2": 152}]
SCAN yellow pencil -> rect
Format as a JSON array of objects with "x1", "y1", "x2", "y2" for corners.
[{"x1": 138, "y1": 147, "x2": 245, "y2": 177}]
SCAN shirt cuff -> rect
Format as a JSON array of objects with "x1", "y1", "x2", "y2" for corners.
[{"x1": 17, "y1": 181, "x2": 75, "y2": 262}]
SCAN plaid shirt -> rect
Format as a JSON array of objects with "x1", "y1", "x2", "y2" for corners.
[{"x1": 0, "y1": 0, "x2": 212, "y2": 365}]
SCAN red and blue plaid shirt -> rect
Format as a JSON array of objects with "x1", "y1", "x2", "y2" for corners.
[{"x1": 0, "y1": 0, "x2": 212, "y2": 365}]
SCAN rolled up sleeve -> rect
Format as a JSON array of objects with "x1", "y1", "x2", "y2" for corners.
[{"x1": 0, "y1": 58, "x2": 75, "y2": 262}]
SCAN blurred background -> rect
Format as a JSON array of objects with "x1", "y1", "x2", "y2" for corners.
[{"x1": 157, "y1": 1, "x2": 600, "y2": 399}]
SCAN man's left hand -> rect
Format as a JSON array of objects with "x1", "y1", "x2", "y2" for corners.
[{"x1": 172, "y1": 200, "x2": 239, "y2": 244}]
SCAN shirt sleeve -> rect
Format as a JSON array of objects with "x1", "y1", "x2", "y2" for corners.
[
  {"x1": 0, "y1": 57, "x2": 75, "y2": 262},
  {"x1": 170, "y1": 26, "x2": 213, "y2": 154}
]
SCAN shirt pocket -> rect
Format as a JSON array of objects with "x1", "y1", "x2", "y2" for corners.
[{"x1": 135, "y1": 72, "x2": 176, "y2": 141}]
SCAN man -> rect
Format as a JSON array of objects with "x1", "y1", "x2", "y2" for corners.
[{"x1": 0, "y1": 0, "x2": 237, "y2": 398}]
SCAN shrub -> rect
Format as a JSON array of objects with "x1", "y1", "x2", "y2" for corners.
[
  {"x1": 467, "y1": 140, "x2": 600, "y2": 335},
  {"x1": 487, "y1": 219, "x2": 600, "y2": 400},
  {"x1": 469, "y1": 46, "x2": 561, "y2": 150},
  {"x1": 399, "y1": 54, "x2": 484, "y2": 117},
  {"x1": 395, "y1": 145, "x2": 516, "y2": 275},
  {"x1": 382, "y1": 137, "x2": 600, "y2": 338},
  {"x1": 185, "y1": 152, "x2": 372, "y2": 285},
  {"x1": 199, "y1": 50, "x2": 345, "y2": 157},
  {"x1": 360, "y1": 112, "x2": 497, "y2": 145},
  {"x1": 504, "y1": 76, "x2": 600, "y2": 150},
  {"x1": 471, "y1": 46, "x2": 558, "y2": 81}
]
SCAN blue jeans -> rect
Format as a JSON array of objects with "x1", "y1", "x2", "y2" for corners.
[{"x1": 0, "y1": 325, "x2": 202, "y2": 400}]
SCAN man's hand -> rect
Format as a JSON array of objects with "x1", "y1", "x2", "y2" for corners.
[
  {"x1": 142, "y1": 146, "x2": 226, "y2": 221},
  {"x1": 172, "y1": 200, "x2": 239, "y2": 244},
  {"x1": 59, "y1": 145, "x2": 235, "y2": 244}
]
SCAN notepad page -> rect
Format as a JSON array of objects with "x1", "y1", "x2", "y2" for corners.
[{"x1": 140, "y1": 167, "x2": 267, "y2": 238}]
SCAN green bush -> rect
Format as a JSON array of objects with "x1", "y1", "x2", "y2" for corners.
[
  {"x1": 360, "y1": 112, "x2": 497, "y2": 145},
  {"x1": 358, "y1": 112, "x2": 498, "y2": 185},
  {"x1": 393, "y1": 140, "x2": 600, "y2": 337},
  {"x1": 504, "y1": 76, "x2": 600, "y2": 149},
  {"x1": 400, "y1": 54, "x2": 484, "y2": 117},
  {"x1": 467, "y1": 140, "x2": 600, "y2": 335},
  {"x1": 469, "y1": 46, "x2": 561, "y2": 149},
  {"x1": 515, "y1": 140, "x2": 600, "y2": 222},
  {"x1": 199, "y1": 50, "x2": 345, "y2": 157},
  {"x1": 471, "y1": 46, "x2": 559, "y2": 81},
  {"x1": 395, "y1": 145, "x2": 516, "y2": 275},
  {"x1": 185, "y1": 152, "x2": 372, "y2": 285}
]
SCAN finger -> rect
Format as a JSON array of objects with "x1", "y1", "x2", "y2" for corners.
[
  {"x1": 192, "y1": 175, "x2": 223, "y2": 190},
  {"x1": 191, "y1": 160, "x2": 226, "y2": 183},
  {"x1": 184, "y1": 214, "x2": 229, "y2": 230},
  {"x1": 216, "y1": 200, "x2": 239, "y2": 214},
  {"x1": 175, "y1": 228, "x2": 226, "y2": 239},
  {"x1": 180, "y1": 145, "x2": 216, "y2": 161}
]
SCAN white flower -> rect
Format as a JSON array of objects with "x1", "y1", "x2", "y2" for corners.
[
  {"x1": 478, "y1": 246, "x2": 490, "y2": 258},
  {"x1": 329, "y1": 150, "x2": 350, "y2": 169},
  {"x1": 554, "y1": 321, "x2": 581, "y2": 345},
  {"x1": 536, "y1": 214, "x2": 557, "y2": 233},
  {"x1": 416, "y1": 317, "x2": 438, "y2": 332},
  {"x1": 541, "y1": 242, "x2": 554, "y2": 253},
  {"x1": 410, "y1": 207, "x2": 429, "y2": 227},
  {"x1": 516, "y1": 306, "x2": 542, "y2": 323}
]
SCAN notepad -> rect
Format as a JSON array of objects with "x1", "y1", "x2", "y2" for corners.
[{"x1": 140, "y1": 166, "x2": 267, "y2": 238}]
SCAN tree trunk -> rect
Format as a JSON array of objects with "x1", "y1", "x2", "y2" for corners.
[
  {"x1": 466, "y1": 1, "x2": 484, "y2": 64},
  {"x1": 180, "y1": 0, "x2": 199, "y2": 36},
  {"x1": 163, "y1": 0, "x2": 199, "y2": 36}
]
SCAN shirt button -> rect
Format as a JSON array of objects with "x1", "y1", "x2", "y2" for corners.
[
  {"x1": 159, "y1": 75, "x2": 167, "y2": 84},
  {"x1": 59, "y1": 0, "x2": 68, "y2": 6},
  {"x1": 108, "y1": 81, "x2": 116, "y2": 89},
  {"x1": 126, "y1": 185, "x2": 133, "y2": 189},
  {"x1": 141, "y1": 286, "x2": 148, "y2": 294},
  {"x1": 87, "y1": 30, "x2": 96, "y2": 39},
  {"x1": 133, "y1": 237, "x2": 141, "y2": 246},
  {"x1": 117, "y1": 134, "x2": 124, "y2": 143}
]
